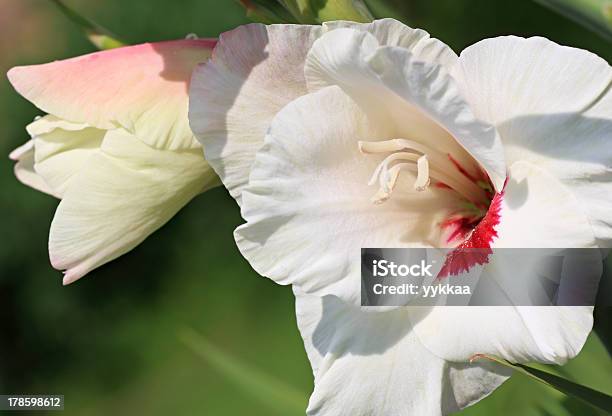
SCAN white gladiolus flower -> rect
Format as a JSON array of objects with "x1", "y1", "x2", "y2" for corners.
[
  {"x1": 190, "y1": 19, "x2": 611, "y2": 414},
  {"x1": 8, "y1": 39, "x2": 219, "y2": 284}
]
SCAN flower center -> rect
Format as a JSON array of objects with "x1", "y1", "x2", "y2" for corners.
[
  {"x1": 359, "y1": 138, "x2": 498, "y2": 247},
  {"x1": 359, "y1": 138, "x2": 504, "y2": 277}
]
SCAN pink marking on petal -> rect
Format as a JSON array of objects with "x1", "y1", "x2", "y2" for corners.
[
  {"x1": 435, "y1": 181, "x2": 452, "y2": 190},
  {"x1": 438, "y1": 188, "x2": 505, "y2": 278},
  {"x1": 448, "y1": 153, "x2": 478, "y2": 183}
]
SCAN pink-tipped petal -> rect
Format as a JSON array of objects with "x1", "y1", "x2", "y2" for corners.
[{"x1": 8, "y1": 39, "x2": 216, "y2": 151}]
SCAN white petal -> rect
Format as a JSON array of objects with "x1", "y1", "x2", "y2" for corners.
[
  {"x1": 49, "y1": 128, "x2": 218, "y2": 284},
  {"x1": 10, "y1": 140, "x2": 56, "y2": 197},
  {"x1": 411, "y1": 304, "x2": 594, "y2": 365},
  {"x1": 492, "y1": 94, "x2": 612, "y2": 246},
  {"x1": 295, "y1": 289, "x2": 510, "y2": 416},
  {"x1": 452, "y1": 36, "x2": 612, "y2": 126},
  {"x1": 26, "y1": 115, "x2": 105, "y2": 197},
  {"x1": 304, "y1": 28, "x2": 506, "y2": 191},
  {"x1": 451, "y1": 36, "x2": 612, "y2": 244},
  {"x1": 189, "y1": 23, "x2": 322, "y2": 205},
  {"x1": 410, "y1": 161, "x2": 599, "y2": 364},
  {"x1": 495, "y1": 161, "x2": 598, "y2": 248},
  {"x1": 568, "y1": 89, "x2": 612, "y2": 245},
  {"x1": 189, "y1": 19, "x2": 458, "y2": 205},
  {"x1": 323, "y1": 18, "x2": 458, "y2": 68},
  {"x1": 235, "y1": 86, "x2": 456, "y2": 303}
]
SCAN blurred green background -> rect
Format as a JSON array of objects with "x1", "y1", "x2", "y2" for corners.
[{"x1": 0, "y1": 0, "x2": 610, "y2": 415}]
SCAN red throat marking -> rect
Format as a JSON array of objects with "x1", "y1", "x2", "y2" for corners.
[{"x1": 438, "y1": 189, "x2": 504, "y2": 278}]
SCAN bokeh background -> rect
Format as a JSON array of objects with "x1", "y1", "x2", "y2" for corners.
[{"x1": 0, "y1": 0, "x2": 610, "y2": 415}]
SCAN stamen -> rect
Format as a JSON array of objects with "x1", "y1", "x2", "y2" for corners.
[
  {"x1": 386, "y1": 163, "x2": 410, "y2": 192},
  {"x1": 359, "y1": 138, "x2": 488, "y2": 204},
  {"x1": 371, "y1": 162, "x2": 413, "y2": 204},
  {"x1": 368, "y1": 152, "x2": 419, "y2": 187},
  {"x1": 414, "y1": 155, "x2": 430, "y2": 192}
]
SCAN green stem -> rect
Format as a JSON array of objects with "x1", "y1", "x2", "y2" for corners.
[
  {"x1": 49, "y1": 0, "x2": 126, "y2": 49},
  {"x1": 471, "y1": 353, "x2": 612, "y2": 413},
  {"x1": 535, "y1": 0, "x2": 612, "y2": 40},
  {"x1": 179, "y1": 328, "x2": 307, "y2": 415}
]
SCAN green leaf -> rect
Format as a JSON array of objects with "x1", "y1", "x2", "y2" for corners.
[
  {"x1": 49, "y1": 0, "x2": 126, "y2": 49},
  {"x1": 240, "y1": 0, "x2": 374, "y2": 23},
  {"x1": 595, "y1": 254, "x2": 612, "y2": 357},
  {"x1": 179, "y1": 328, "x2": 308, "y2": 415},
  {"x1": 534, "y1": 0, "x2": 612, "y2": 41},
  {"x1": 594, "y1": 306, "x2": 612, "y2": 358},
  {"x1": 309, "y1": 0, "x2": 374, "y2": 23},
  {"x1": 360, "y1": 0, "x2": 405, "y2": 20},
  {"x1": 470, "y1": 353, "x2": 612, "y2": 414},
  {"x1": 237, "y1": 0, "x2": 300, "y2": 23}
]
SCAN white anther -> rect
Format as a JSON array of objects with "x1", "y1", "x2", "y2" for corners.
[{"x1": 414, "y1": 155, "x2": 430, "y2": 192}]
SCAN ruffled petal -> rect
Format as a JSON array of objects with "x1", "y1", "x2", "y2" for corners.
[
  {"x1": 189, "y1": 23, "x2": 322, "y2": 204},
  {"x1": 322, "y1": 18, "x2": 458, "y2": 68},
  {"x1": 8, "y1": 39, "x2": 215, "y2": 150},
  {"x1": 49, "y1": 128, "x2": 218, "y2": 284},
  {"x1": 189, "y1": 19, "x2": 458, "y2": 205},
  {"x1": 295, "y1": 289, "x2": 510, "y2": 416},
  {"x1": 304, "y1": 28, "x2": 506, "y2": 191}
]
